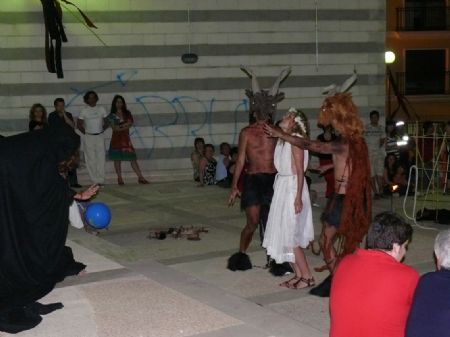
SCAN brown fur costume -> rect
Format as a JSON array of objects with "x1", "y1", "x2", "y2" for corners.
[{"x1": 319, "y1": 93, "x2": 372, "y2": 258}]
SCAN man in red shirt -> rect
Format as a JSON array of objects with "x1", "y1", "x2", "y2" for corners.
[{"x1": 330, "y1": 212, "x2": 419, "y2": 337}]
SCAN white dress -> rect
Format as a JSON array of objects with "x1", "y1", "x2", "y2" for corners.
[{"x1": 263, "y1": 137, "x2": 315, "y2": 264}]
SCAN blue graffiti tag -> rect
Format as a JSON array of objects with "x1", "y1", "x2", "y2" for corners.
[{"x1": 66, "y1": 70, "x2": 249, "y2": 159}]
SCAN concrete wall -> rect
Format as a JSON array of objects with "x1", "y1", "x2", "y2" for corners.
[{"x1": 1, "y1": 0, "x2": 386, "y2": 182}]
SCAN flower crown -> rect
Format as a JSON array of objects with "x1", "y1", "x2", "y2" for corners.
[{"x1": 288, "y1": 107, "x2": 307, "y2": 135}]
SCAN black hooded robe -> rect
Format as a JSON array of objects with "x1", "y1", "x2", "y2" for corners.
[{"x1": 0, "y1": 126, "x2": 85, "y2": 333}]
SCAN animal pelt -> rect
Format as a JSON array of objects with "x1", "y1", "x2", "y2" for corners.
[
  {"x1": 309, "y1": 275, "x2": 332, "y2": 298},
  {"x1": 416, "y1": 208, "x2": 450, "y2": 225},
  {"x1": 269, "y1": 261, "x2": 294, "y2": 276},
  {"x1": 227, "y1": 252, "x2": 252, "y2": 271}
]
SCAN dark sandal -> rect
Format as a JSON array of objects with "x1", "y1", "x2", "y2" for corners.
[
  {"x1": 118, "y1": 177, "x2": 124, "y2": 185},
  {"x1": 279, "y1": 276, "x2": 299, "y2": 288},
  {"x1": 308, "y1": 240, "x2": 321, "y2": 256},
  {"x1": 138, "y1": 178, "x2": 149, "y2": 184},
  {"x1": 290, "y1": 277, "x2": 315, "y2": 289}
]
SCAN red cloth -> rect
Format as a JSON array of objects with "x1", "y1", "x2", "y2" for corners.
[{"x1": 330, "y1": 249, "x2": 419, "y2": 337}]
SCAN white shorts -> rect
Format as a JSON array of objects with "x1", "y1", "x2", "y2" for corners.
[{"x1": 369, "y1": 152, "x2": 384, "y2": 177}]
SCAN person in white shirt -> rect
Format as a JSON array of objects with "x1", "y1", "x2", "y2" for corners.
[
  {"x1": 216, "y1": 142, "x2": 231, "y2": 187},
  {"x1": 77, "y1": 91, "x2": 108, "y2": 185},
  {"x1": 364, "y1": 110, "x2": 385, "y2": 199}
]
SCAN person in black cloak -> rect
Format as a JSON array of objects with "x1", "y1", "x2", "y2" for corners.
[{"x1": 0, "y1": 124, "x2": 98, "y2": 333}]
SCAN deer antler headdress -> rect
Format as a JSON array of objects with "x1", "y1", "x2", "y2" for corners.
[{"x1": 241, "y1": 65, "x2": 291, "y2": 123}]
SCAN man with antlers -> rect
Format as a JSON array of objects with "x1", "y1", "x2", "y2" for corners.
[
  {"x1": 227, "y1": 66, "x2": 290, "y2": 271},
  {"x1": 265, "y1": 72, "x2": 372, "y2": 296}
]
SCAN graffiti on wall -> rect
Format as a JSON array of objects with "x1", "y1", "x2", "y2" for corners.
[{"x1": 66, "y1": 70, "x2": 248, "y2": 158}]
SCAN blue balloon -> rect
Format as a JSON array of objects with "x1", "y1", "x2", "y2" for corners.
[{"x1": 84, "y1": 202, "x2": 111, "y2": 229}]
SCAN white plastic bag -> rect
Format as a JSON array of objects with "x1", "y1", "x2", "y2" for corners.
[{"x1": 69, "y1": 201, "x2": 84, "y2": 229}]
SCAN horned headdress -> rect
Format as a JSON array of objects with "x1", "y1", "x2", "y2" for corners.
[
  {"x1": 240, "y1": 65, "x2": 291, "y2": 123},
  {"x1": 322, "y1": 70, "x2": 358, "y2": 96}
]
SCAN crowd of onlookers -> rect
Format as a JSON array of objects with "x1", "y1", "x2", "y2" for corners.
[
  {"x1": 330, "y1": 211, "x2": 450, "y2": 337},
  {"x1": 190, "y1": 111, "x2": 450, "y2": 199},
  {"x1": 26, "y1": 91, "x2": 149, "y2": 187},
  {"x1": 364, "y1": 110, "x2": 450, "y2": 198},
  {"x1": 190, "y1": 137, "x2": 238, "y2": 188}
]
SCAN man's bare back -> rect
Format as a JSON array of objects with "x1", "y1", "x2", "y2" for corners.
[
  {"x1": 243, "y1": 123, "x2": 277, "y2": 174},
  {"x1": 229, "y1": 121, "x2": 276, "y2": 206}
]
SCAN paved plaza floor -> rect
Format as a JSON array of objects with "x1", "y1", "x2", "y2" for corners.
[{"x1": 9, "y1": 181, "x2": 448, "y2": 337}]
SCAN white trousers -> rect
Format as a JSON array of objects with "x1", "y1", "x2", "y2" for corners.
[{"x1": 83, "y1": 133, "x2": 105, "y2": 184}]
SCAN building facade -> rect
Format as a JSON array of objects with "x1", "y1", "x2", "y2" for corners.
[{"x1": 386, "y1": 0, "x2": 450, "y2": 122}]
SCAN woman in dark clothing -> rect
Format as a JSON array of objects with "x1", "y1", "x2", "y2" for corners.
[
  {"x1": 28, "y1": 103, "x2": 48, "y2": 131},
  {"x1": 0, "y1": 125, "x2": 97, "y2": 333}
]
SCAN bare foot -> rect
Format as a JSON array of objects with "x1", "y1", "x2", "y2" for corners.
[
  {"x1": 138, "y1": 177, "x2": 150, "y2": 184},
  {"x1": 78, "y1": 269, "x2": 87, "y2": 276}
]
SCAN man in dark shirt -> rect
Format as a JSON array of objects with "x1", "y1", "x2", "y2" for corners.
[
  {"x1": 48, "y1": 98, "x2": 81, "y2": 188},
  {"x1": 406, "y1": 229, "x2": 450, "y2": 337}
]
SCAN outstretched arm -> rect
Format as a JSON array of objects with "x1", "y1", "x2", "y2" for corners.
[
  {"x1": 264, "y1": 124, "x2": 342, "y2": 155},
  {"x1": 74, "y1": 184, "x2": 99, "y2": 200}
]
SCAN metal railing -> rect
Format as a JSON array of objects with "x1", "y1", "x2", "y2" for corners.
[
  {"x1": 396, "y1": 71, "x2": 450, "y2": 95},
  {"x1": 396, "y1": 6, "x2": 450, "y2": 31}
]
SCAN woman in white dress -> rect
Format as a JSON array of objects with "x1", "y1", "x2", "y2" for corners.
[{"x1": 263, "y1": 108, "x2": 315, "y2": 289}]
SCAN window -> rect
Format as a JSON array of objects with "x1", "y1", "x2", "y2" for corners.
[
  {"x1": 400, "y1": 0, "x2": 447, "y2": 31},
  {"x1": 405, "y1": 49, "x2": 446, "y2": 95}
]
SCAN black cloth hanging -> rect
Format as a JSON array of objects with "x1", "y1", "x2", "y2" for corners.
[
  {"x1": 40, "y1": 0, "x2": 97, "y2": 79},
  {"x1": 41, "y1": 0, "x2": 67, "y2": 78},
  {"x1": 0, "y1": 125, "x2": 85, "y2": 333}
]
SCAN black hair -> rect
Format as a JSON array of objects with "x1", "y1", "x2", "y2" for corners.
[
  {"x1": 110, "y1": 94, "x2": 130, "y2": 116},
  {"x1": 370, "y1": 110, "x2": 380, "y2": 118},
  {"x1": 54, "y1": 97, "x2": 65, "y2": 106},
  {"x1": 366, "y1": 212, "x2": 413, "y2": 250},
  {"x1": 204, "y1": 143, "x2": 215, "y2": 151},
  {"x1": 83, "y1": 91, "x2": 99, "y2": 104},
  {"x1": 220, "y1": 142, "x2": 230, "y2": 152},
  {"x1": 194, "y1": 137, "x2": 205, "y2": 147}
]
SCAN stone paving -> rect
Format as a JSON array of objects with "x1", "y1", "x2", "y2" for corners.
[{"x1": 10, "y1": 181, "x2": 448, "y2": 337}]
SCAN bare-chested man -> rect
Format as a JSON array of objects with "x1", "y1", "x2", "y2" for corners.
[
  {"x1": 227, "y1": 107, "x2": 277, "y2": 271},
  {"x1": 265, "y1": 92, "x2": 372, "y2": 296},
  {"x1": 227, "y1": 65, "x2": 290, "y2": 271}
]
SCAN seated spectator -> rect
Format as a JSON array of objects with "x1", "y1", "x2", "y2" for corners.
[
  {"x1": 216, "y1": 142, "x2": 231, "y2": 187},
  {"x1": 383, "y1": 153, "x2": 409, "y2": 196},
  {"x1": 28, "y1": 103, "x2": 48, "y2": 131},
  {"x1": 330, "y1": 212, "x2": 419, "y2": 337},
  {"x1": 198, "y1": 144, "x2": 216, "y2": 186},
  {"x1": 228, "y1": 147, "x2": 238, "y2": 177},
  {"x1": 190, "y1": 137, "x2": 205, "y2": 182},
  {"x1": 406, "y1": 229, "x2": 450, "y2": 337}
]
